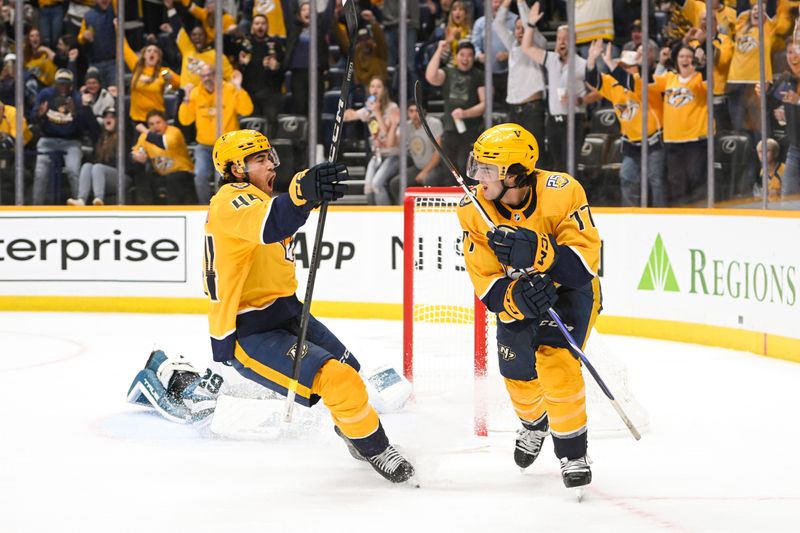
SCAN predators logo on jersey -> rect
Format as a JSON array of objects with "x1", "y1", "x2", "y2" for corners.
[
  {"x1": 152, "y1": 156, "x2": 175, "y2": 174},
  {"x1": 614, "y1": 100, "x2": 639, "y2": 122},
  {"x1": 545, "y1": 175, "x2": 570, "y2": 189},
  {"x1": 665, "y1": 87, "x2": 694, "y2": 109},
  {"x1": 736, "y1": 35, "x2": 758, "y2": 54},
  {"x1": 187, "y1": 56, "x2": 209, "y2": 75}
]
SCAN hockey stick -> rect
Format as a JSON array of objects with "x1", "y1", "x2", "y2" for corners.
[
  {"x1": 413, "y1": 81, "x2": 641, "y2": 440},
  {"x1": 284, "y1": 0, "x2": 359, "y2": 422}
]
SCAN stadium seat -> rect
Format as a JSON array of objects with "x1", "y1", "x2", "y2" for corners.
[
  {"x1": 715, "y1": 133, "x2": 752, "y2": 201},
  {"x1": 578, "y1": 134, "x2": 609, "y2": 177},
  {"x1": 239, "y1": 116, "x2": 268, "y2": 134},
  {"x1": 281, "y1": 92, "x2": 294, "y2": 114},
  {"x1": 596, "y1": 137, "x2": 623, "y2": 206},
  {"x1": 163, "y1": 93, "x2": 179, "y2": 123},
  {"x1": 590, "y1": 107, "x2": 620, "y2": 137},
  {"x1": 326, "y1": 67, "x2": 344, "y2": 90},
  {"x1": 329, "y1": 44, "x2": 342, "y2": 66},
  {"x1": 323, "y1": 90, "x2": 341, "y2": 115},
  {"x1": 492, "y1": 112, "x2": 509, "y2": 126},
  {"x1": 274, "y1": 114, "x2": 309, "y2": 143}
]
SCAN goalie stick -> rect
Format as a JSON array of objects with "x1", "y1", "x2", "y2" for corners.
[
  {"x1": 284, "y1": 0, "x2": 359, "y2": 421},
  {"x1": 413, "y1": 81, "x2": 642, "y2": 441}
]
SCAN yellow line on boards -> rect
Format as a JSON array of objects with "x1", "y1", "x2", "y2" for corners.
[
  {"x1": 0, "y1": 296, "x2": 402, "y2": 320},
  {"x1": 595, "y1": 315, "x2": 800, "y2": 363},
  {"x1": 1, "y1": 297, "x2": 797, "y2": 363}
]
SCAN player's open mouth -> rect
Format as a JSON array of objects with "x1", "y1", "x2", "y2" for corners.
[{"x1": 266, "y1": 174, "x2": 275, "y2": 190}]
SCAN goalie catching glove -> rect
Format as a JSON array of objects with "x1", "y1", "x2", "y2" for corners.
[
  {"x1": 503, "y1": 274, "x2": 558, "y2": 320},
  {"x1": 488, "y1": 225, "x2": 558, "y2": 272},
  {"x1": 290, "y1": 161, "x2": 349, "y2": 207}
]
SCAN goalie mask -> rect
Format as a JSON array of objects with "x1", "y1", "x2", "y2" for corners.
[
  {"x1": 213, "y1": 129, "x2": 280, "y2": 182},
  {"x1": 466, "y1": 123, "x2": 539, "y2": 187}
]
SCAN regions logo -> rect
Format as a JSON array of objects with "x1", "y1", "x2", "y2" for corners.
[
  {"x1": 545, "y1": 175, "x2": 569, "y2": 189},
  {"x1": 638, "y1": 233, "x2": 680, "y2": 292}
]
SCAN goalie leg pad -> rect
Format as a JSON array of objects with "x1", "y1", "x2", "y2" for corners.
[{"x1": 361, "y1": 365, "x2": 412, "y2": 414}]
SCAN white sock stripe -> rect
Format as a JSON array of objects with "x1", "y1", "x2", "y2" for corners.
[{"x1": 550, "y1": 425, "x2": 588, "y2": 440}]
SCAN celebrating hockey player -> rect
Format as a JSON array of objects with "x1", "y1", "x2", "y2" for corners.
[
  {"x1": 131, "y1": 129, "x2": 415, "y2": 484},
  {"x1": 457, "y1": 123, "x2": 601, "y2": 489},
  {"x1": 206, "y1": 129, "x2": 415, "y2": 483}
]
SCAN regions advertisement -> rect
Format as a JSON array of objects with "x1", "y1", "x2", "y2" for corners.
[{"x1": 595, "y1": 211, "x2": 800, "y2": 349}]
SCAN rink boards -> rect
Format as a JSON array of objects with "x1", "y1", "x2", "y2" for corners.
[{"x1": 1, "y1": 204, "x2": 799, "y2": 362}]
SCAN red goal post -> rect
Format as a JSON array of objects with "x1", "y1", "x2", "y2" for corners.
[{"x1": 403, "y1": 187, "x2": 490, "y2": 436}]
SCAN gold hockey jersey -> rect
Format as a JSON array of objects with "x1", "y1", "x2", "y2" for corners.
[{"x1": 204, "y1": 182, "x2": 310, "y2": 362}]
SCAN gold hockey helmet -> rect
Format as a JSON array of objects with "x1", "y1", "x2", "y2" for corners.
[
  {"x1": 212, "y1": 129, "x2": 279, "y2": 177},
  {"x1": 467, "y1": 123, "x2": 539, "y2": 182}
]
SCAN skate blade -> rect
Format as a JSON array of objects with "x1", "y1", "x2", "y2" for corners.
[
  {"x1": 575, "y1": 487, "x2": 584, "y2": 502},
  {"x1": 405, "y1": 474, "x2": 422, "y2": 488}
]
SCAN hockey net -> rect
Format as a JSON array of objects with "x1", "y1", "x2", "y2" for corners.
[{"x1": 403, "y1": 187, "x2": 649, "y2": 437}]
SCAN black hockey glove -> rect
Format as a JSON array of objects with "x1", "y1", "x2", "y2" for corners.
[
  {"x1": 289, "y1": 161, "x2": 349, "y2": 207},
  {"x1": 503, "y1": 274, "x2": 558, "y2": 320},
  {"x1": 487, "y1": 225, "x2": 558, "y2": 272}
]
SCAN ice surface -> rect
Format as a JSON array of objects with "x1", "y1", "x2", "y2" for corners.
[{"x1": 2, "y1": 312, "x2": 799, "y2": 532}]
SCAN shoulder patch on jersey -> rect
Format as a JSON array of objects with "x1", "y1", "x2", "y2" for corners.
[
  {"x1": 545, "y1": 175, "x2": 570, "y2": 189},
  {"x1": 229, "y1": 183, "x2": 250, "y2": 190},
  {"x1": 459, "y1": 192, "x2": 474, "y2": 207}
]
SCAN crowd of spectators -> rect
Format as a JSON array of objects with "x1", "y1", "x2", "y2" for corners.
[{"x1": 0, "y1": 0, "x2": 799, "y2": 207}]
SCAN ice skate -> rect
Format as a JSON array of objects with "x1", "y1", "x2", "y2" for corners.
[
  {"x1": 560, "y1": 456, "x2": 592, "y2": 489},
  {"x1": 334, "y1": 425, "x2": 367, "y2": 462},
  {"x1": 366, "y1": 445, "x2": 418, "y2": 485},
  {"x1": 514, "y1": 427, "x2": 548, "y2": 471}
]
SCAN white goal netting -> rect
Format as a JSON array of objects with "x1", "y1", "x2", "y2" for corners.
[{"x1": 403, "y1": 188, "x2": 649, "y2": 437}]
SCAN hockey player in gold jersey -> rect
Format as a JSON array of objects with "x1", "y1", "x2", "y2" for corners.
[
  {"x1": 204, "y1": 129, "x2": 415, "y2": 483},
  {"x1": 457, "y1": 124, "x2": 601, "y2": 489}
]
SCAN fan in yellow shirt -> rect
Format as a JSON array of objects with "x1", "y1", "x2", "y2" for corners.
[
  {"x1": 132, "y1": 110, "x2": 196, "y2": 204},
  {"x1": 122, "y1": 37, "x2": 180, "y2": 126},
  {"x1": 725, "y1": 0, "x2": 777, "y2": 132},
  {"x1": 24, "y1": 28, "x2": 57, "y2": 87},
  {"x1": 178, "y1": 64, "x2": 253, "y2": 204},
  {"x1": 179, "y1": 0, "x2": 238, "y2": 44},
  {"x1": 585, "y1": 41, "x2": 667, "y2": 207},
  {"x1": 163, "y1": 0, "x2": 234, "y2": 90},
  {"x1": 0, "y1": 101, "x2": 33, "y2": 146},
  {"x1": 651, "y1": 44, "x2": 710, "y2": 206}
]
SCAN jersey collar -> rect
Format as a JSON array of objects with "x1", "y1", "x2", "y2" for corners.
[{"x1": 492, "y1": 187, "x2": 537, "y2": 222}]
